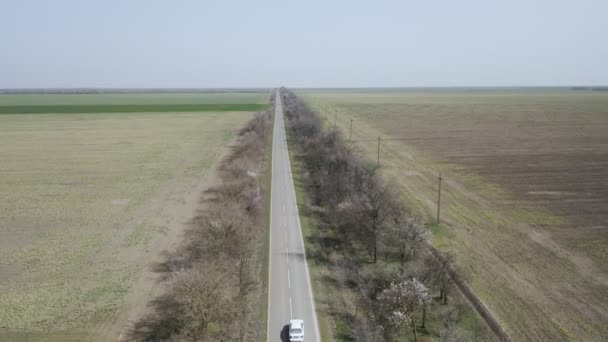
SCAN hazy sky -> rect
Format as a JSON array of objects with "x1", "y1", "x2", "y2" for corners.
[{"x1": 1, "y1": 0, "x2": 607, "y2": 88}]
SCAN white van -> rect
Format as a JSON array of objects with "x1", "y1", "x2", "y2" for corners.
[{"x1": 289, "y1": 319, "x2": 304, "y2": 342}]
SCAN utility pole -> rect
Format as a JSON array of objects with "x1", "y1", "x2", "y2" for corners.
[
  {"x1": 377, "y1": 136, "x2": 381, "y2": 167},
  {"x1": 349, "y1": 118, "x2": 354, "y2": 141},
  {"x1": 437, "y1": 172, "x2": 442, "y2": 224}
]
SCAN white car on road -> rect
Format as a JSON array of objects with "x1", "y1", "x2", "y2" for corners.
[{"x1": 289, "y1": 319, "x2": 304, "y2": 342}]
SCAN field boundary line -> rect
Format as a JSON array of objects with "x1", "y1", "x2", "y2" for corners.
[{"x1": 426, "y1": 244, "x2": 512, "y2": 341}]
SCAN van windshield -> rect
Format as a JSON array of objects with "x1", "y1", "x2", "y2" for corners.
[{"x1": 291, "y1": 328, "x2": 302, "y2": 334}]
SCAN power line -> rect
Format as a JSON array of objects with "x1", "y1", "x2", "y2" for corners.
[{"x1": 351, "y1": 137, "x2": 449, "y2": 142}]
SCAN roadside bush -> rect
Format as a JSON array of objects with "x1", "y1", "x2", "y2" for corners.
[{"x1": 170, "y1": 265, "x2": 234, "y2": 341}]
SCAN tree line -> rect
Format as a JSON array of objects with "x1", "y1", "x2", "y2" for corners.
[
  {"x1": 125, "y1": 93, "x2": 275, "y2": 341},
  {"x1": 281, "y1": 88, "x2": 487, "y2": 341}
]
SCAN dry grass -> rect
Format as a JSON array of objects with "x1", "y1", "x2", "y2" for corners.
[
  {"x1": 0, "y1": 111, "x2": 251, "y2": 339},
  {"x1": 300, "y1": 89, "x2": 608, "y2": 341}
]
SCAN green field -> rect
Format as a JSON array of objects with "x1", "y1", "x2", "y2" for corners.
[
  {"x1": 0, "y1": 93, "x2": 265, "y2": 340},
  {"x1": 300, "y1": 89, "x2": 608, "y2": 341},
  {"x1": 0, "y1": 92, "x2": 268, "y2": 114},
  {"x1": 0, "y1": 92, "x2": 269, "y2": 105}
]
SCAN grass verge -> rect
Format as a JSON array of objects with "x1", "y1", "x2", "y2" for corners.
[
  {"x1": 259, "y1": 99, "x2": 275, "y2": 342},
  {"x1": 285, "y1": 126, "x2": 335, "y2": 342}
]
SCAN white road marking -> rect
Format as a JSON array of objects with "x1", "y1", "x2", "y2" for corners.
[
  {"x1": 289, "y1": 297, "x2": 293, "y2": 319},
  {"x1": 268, "y1": 91, "x2": 321, "y2": 342},
  {"x1": 266, "y1": 92, "x2": 277, "y2": 342},
  {"x1": 284, "y1": 117, "x2": 322, "y2": 342}
]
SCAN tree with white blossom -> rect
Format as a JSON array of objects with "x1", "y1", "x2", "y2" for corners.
[{"x1": 378, "y1": 278, "x2": 431, "y2": 341}]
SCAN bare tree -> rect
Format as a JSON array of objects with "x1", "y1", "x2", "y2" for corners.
[
  {"x1": 350, "y1": 317, "x2": 385, "y2": 342},
  {"x1": 171, "y1": 267, "x2": 233, "y2": 341},
  {"x1": 385, "y1": 217, "x2": 429, "y2": 266},
  {"x1": 341, "y1": 169, "x2": 400, "y2": 263},
  {"x1": 425, "y1": 253, "x2": 455, "y2": 305},
  {"x1": 439, "y1": 307, "x2": 460, "y2": 342},
  {"x1": 190, "y1": 204, "x2": 247, "y2": 258}
]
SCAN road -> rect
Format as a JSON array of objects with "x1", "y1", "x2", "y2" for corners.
[{"x1": 267, "y1": 90, "x2": 321, "y2": 342}]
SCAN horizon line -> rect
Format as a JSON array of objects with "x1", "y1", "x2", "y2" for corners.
[{"x1": 1, "y1": 85, "x2": 607, "y2": 94}]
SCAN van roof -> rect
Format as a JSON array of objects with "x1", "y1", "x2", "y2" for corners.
[{"x1": 290, "y1": 319, "x2": 304, "y2": 329}]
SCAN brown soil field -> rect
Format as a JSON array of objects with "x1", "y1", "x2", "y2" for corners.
[{"x1": 301, "y1": 89, "x2": 608, "y2": 341}]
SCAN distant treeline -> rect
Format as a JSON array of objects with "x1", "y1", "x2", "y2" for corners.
[
  {"x1": 0, "y1": 88, "x2": 271, "y2": 95},
  {"x1": 0, "y1": 103, "x2": 268, "y2": 114},
  {"x1": 295, "y1": 86, "x2": 608, "y2": 92},
  {"x1": 571, "y1": 86, "x2": 608, "y2": 91}
]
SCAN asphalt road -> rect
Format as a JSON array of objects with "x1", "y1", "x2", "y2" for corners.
[{"x1": 267, "y1": 91, "x2": 321, "y2": 342}]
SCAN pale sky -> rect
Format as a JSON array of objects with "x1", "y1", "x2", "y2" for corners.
[{"x1": 1, "y1": 0, "x2": 607, "y2": 88}]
